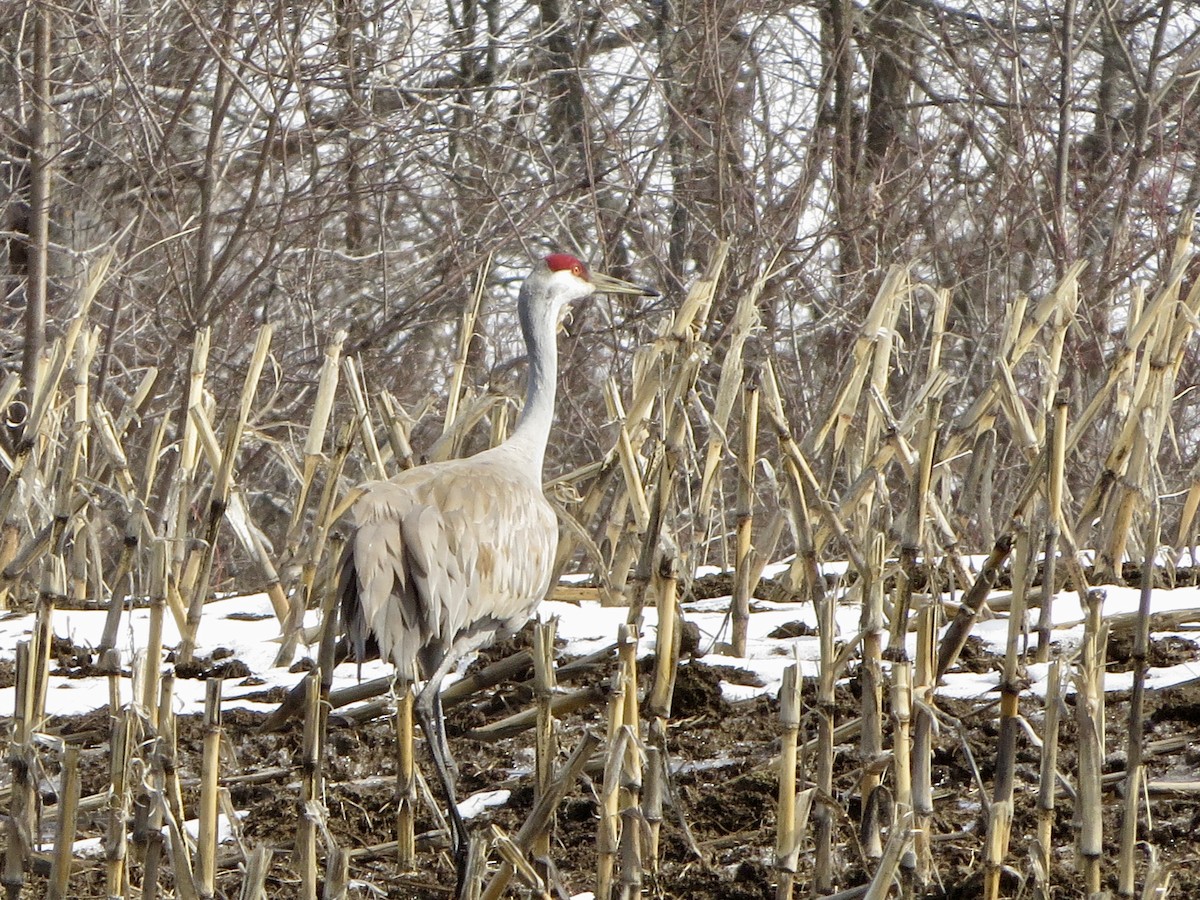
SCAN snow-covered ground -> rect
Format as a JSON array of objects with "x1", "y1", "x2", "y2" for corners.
[
  {"x1": 4, "y1": 559, "x2": 1200, "y2": 864},
  {"x1": 3, "y1": 560, "x2": 1199, "y2": 721}
]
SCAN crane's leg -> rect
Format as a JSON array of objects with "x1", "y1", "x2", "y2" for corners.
[
  {"x1": 414, "y1": 675, "x2": 469, "y2": 889},
  {"x1": 414, "y1": 630, "x2": 504, "y2": 894}
]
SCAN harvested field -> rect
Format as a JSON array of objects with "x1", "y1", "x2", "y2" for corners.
[
  {"x1": 4, "y1": 15, "x2": 1200, "y2": 893},
  {"x1": 5, "y1": 564, "x2": 1200, "y2": 898}
]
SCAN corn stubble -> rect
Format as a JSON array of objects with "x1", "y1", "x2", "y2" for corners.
[{"x1": 2, "y1": 223, "x2": 1200, "y2": 897}]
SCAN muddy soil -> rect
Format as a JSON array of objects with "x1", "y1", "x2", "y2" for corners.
[{"x1": 15, "y1": 620, "x2": 1200, "y2": 899}]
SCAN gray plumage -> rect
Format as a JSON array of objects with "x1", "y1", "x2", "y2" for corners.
[
  {"x1": 344, "y1": 449, "x2": 557, "y2": 682},
  {"x1": 336, "y1": 253, "x2": 656, "y2": 889}
]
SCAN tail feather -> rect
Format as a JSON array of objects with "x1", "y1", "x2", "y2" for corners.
[{"x1": 338, "y1": 542, "x2": 380, "y2": 666}]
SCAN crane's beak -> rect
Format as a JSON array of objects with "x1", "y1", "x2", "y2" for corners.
[{"x1": 590, "y1": 271, "x2": 660, "y2": 298}]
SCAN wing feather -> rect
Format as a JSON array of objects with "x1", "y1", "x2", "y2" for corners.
[{"x1": 343, "y1": 459, "x2": 558, "y2": 678}]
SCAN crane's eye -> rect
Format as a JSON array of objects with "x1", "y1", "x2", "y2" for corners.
[{"x1": 572, "y1": 264, "x2": 583, "y2": 277}]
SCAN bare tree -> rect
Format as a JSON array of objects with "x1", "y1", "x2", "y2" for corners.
[{"x1": 0, "y1": 0, "x2": 1196, "y2": 580}]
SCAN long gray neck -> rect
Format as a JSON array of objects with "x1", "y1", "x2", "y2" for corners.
[{"x1": 506, "y1": 281, "x2": 557, "y2": 475}]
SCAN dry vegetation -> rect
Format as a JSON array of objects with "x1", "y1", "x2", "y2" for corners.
[
  {"x1": 4, "y1": 0, "x2": 1200, "y2": 897},
  {"x1": 4, "y1": 241, "x2": 1200, "y2": 899}
]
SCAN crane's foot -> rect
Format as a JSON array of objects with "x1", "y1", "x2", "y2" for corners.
[
  {"x1": 452, "y1": 831, "x2": 487, "y2": 899},
  {"x1": 453, "y1": 843, "x2": 469, "y2": 897},
  {"x1": 447, "y1": 800, "x2": 470, "y2": 879}
]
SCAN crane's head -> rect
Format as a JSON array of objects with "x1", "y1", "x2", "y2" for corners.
[{"x1": 531, "y1": 253, "x2": 659, "y2": 314}]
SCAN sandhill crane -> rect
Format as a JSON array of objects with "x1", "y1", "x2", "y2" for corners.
[{"x1": 338, "y1": 253, "x2": 657, "y2": 884}]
